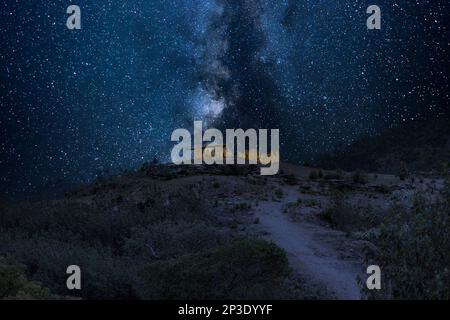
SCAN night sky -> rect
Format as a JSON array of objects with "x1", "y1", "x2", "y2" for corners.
[{"x1": 1, "y1": 1, "x2": 449, "y2": 199}]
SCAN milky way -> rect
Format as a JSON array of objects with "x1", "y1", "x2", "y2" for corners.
[{"x1": 0, "y1": 0, "x2": 448, "y2": 198}]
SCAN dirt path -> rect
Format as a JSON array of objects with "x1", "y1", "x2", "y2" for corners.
[{"x1": 254, "y1": 186, "x2": 363, "y2": 300}]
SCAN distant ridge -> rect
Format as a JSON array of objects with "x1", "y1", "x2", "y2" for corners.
[{"x1": 313, "y1": 113, "x2": 450, "y2": 174}]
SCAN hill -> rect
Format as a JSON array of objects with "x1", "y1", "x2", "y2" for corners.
[{"x1": 313, "y1": 114, "x2": 450, "y2": 174}]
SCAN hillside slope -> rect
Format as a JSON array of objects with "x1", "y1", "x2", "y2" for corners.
[
  {"x1": 4, "y1": 160, "x2": 447, "y2": 299},
  {"x1": 313, "y1": 114, "x2": 450, "y2": 174}
]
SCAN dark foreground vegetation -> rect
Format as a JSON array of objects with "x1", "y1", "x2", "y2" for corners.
[
  {"x1": 1, "y1": 162, "x2": 449, "y2": 300},
  {"x1": 0, "y1": 166, "x2": 301, "y2": 300},
  {"x1": 322, "y1": 175, "x2": 450, "y2": 299}
]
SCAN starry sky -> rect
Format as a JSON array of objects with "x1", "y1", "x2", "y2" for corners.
[{"x1": 0, "y1": 0, "x2": 449, "y2": 199}]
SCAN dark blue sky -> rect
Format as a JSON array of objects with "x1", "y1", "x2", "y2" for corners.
[{"x1": 1, "y1": 0, "x2": 448, "y2": 199}]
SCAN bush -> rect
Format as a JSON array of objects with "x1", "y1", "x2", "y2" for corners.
[
  {"x1": 324, "y1": 170, "x2": 344, "y2": 180},
  {"x1": 0, "y1": 256, "x2": 55, "y2": 300},
  {"x1": 397, "y1": 162, "x2": 410, "y2": 181},
  {"x1": 274, "y1": 188, "x2": 284, "y2": 199},
  {"x1": 283, "y1": 174, "x2": 298, "y2": 185},
  {"x1": 351, "y1": 170, "x2": 369, "y2": 184},
  {"x1": 136, "y1": 239, "x2": 290, "y2": 299},
  {"x1": 321, "y1": 194, "x2": 379, "y2": 233},
  {"x1": 363, "y1": 193, "x2": 450, "y2": 299},
  {"x1": 122, "y1": 222, "x2": 231, "y2": 261},
  {"x1": 309, "y1": 170, "x2": 319, "y2": 180},
  {"x1": 2, "y1": 238, "x2": 137, "y2": 299}
]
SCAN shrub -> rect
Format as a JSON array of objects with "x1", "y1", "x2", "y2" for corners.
[
  {"x1": 397, "y1": 162, "x2": 410, "y2": 181},
  {"x1": 324, "y1": 170, "x2": 344, "y2": 180},
  {"x1": 2, "y1": 238, "x2": 137, "y2": 299},
  {"x1": 283, "y1": 174, "x2": 298, "y2": 185},
  {"x1": 233, "y1": 202, "x2": 251, "y2": 211},
  {"x1": 0, "y1": 256, "x2": 55, "y2": 300},
  {"x1": 274, "y1": 188, "x2": 284, "y2": 199},
  {"x1": 377, "y1": 184, "x2": 391, "y2": 194},
  {"x1": 321, "y1": 194, "x2": 379, "y2": 233},
  {"x1": 122, "y1": 222, "x2": 231, "y2": 261},
  {"x1": 351, "y1": 170, "x2": 369, "y2": 184},
  {"x1": 309, "y1": 170, "x2": 319, "y2": 180},
  {"x1": 136, "y1": 239, "x2": 290, "y2": 299},
  {"x1": 362, "y1": 193, "x2": 450, "y2": 299}
]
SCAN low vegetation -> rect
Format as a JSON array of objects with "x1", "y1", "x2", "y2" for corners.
[
  {"x1": 137, "y1": 239, "x2": 290, "y2": 299},
  {"x1": 351, "y1": 170, "x2": 369, "y2": 184},
  {"x1": 0, "y1": 256, "x2": 57, "y2": 300},
  {"x1": 320, "y1": 194, "x2": 380, "y2": 233},
  {"x1": 362, "y1": 192, "x2": 450, "y2": 299},
  {"x1": 0, "y1": 174, "x2": 298, "y2": 300},
  {"x1": 321, "y1": 177, "x2": 450, "y2": 299}
]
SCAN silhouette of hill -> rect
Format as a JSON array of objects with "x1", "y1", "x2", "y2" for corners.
[{"x1": 313, "y1": 113, "x2": 450, "y2": 174}]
